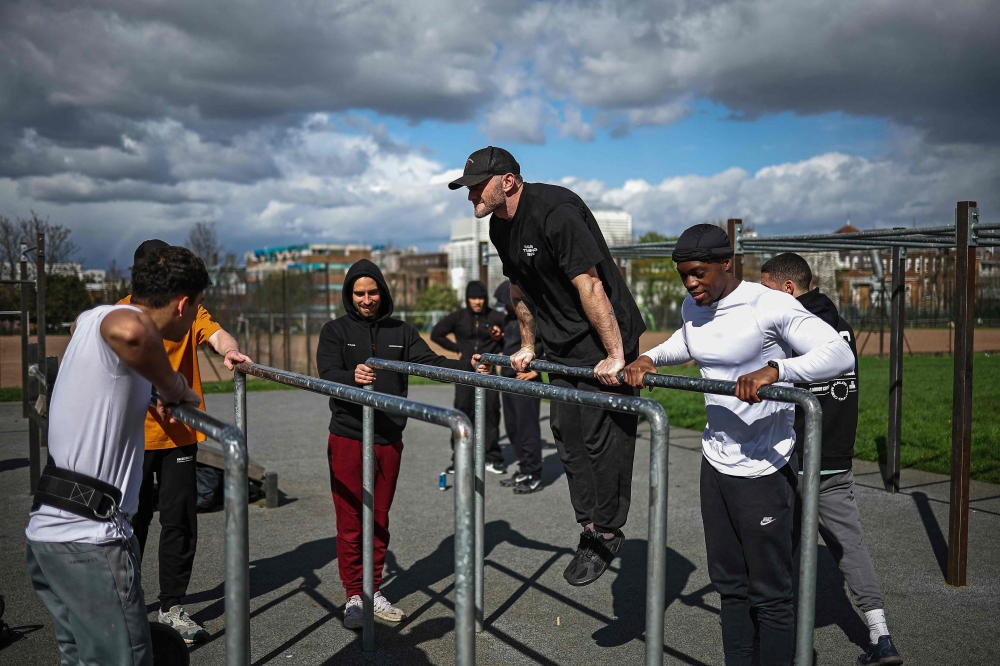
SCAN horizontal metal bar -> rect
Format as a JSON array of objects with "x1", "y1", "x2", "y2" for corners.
[
  {"x1": 236, "y1": 362, "x2": 465, "y2": 425},
  {"x1": 365, "y1": 357, "x2": 661, "y2": 418}
]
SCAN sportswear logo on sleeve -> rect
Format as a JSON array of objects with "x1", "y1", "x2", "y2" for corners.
[
  {"x1": 389, "y1": 344, "x2": 403, "y2": 348},
  {"x1": 760, "y1": 517, "x2": 775, "y2": 526},
  {"x1": 176, "y1": 455, "x2": 195, "y2": 463},
  {"x1": 522, "y1": 244, "x2": 538, "y2": 257}
]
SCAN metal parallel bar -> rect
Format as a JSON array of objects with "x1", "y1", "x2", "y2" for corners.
[
  {"x1": 234, "y1": 362, "x2": 476, "y2": 664},
  {"x1": 948, "y1": 202, "x2": 977, "y2": 587},
  {"x1": 26, "y1": 343, "x2": 40, "y2": 493},
  {"x1": 367, "y1": 356, "x2": 671, "y2": 666},
  {"x1": 155, "y1": 399, "x2": 249, "y2": 666},
  {"x1": 480, "y1": 354, "x2": 823, "y2": 666},
  {"x1": 886, "y1": 242, "x2": 906, "y2": 493},
  {"x1": 474, "y1": 386, "x2": 486, "y2": 633},
  {"x1": 282, "y1": 272, "x2": 290, "y2": 371},
  {"x1": 28, "y1": 363, "x2": 46, "y2": 388},
  {"x1": 36, "y1": 233, "x2": 46, "y2": 401},
  {"x1": 20, "y1": 251, "x2": 29, "y2": 420},
  {"x1": 362, "y1": 384, "x2": 375, "y2": 652}
]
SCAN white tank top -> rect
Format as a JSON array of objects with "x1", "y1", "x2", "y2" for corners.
[{"x1": 26, "y1": 305, "x2": 152, "y2": 543}]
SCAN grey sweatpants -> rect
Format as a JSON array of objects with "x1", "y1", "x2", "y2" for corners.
[
  {"x1": 26, "y1": 535, "x2": 152, "y2": 666},
  {"x1": 796, "y1": 470, "x2": 884, "y2": 612}
]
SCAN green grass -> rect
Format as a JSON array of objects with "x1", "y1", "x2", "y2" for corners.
[{"x1": 648, "y1": 353, "x2": 1000, "y2": 484}]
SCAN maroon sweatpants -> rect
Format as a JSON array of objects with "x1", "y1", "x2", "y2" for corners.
[{"x1": 327, "y1": 433, "x2": 404, "y2": 599}]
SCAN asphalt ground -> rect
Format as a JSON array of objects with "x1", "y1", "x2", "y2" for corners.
[{"x1": 2, "y1": 386, "x2": 999, "y2": 665}]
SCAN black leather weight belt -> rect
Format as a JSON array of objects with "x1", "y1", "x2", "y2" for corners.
[{"x1": 33, "y1": 464, "x2": 123, "y2": 522}]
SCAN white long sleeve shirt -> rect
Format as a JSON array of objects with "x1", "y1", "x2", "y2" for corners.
[{"x1": 643, "y1": 281, "x2": 854, "y2": 477}]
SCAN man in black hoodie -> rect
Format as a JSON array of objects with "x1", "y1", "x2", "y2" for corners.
[
  {"x1": 760, "y1": 253, "x2": 903, "y2": 666},
  {"x1": 431, "y1": 280, "x2": 507, "y2": 474},
  {"x1": 316, "y1": 259, "x2": 470, "y2": 631}
]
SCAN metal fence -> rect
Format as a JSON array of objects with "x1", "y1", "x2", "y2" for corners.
[
  {"x1": 364, "y1": 356, "x2": 672, "y2": 666},
  {"x1": 232, "y1": 362, "x2": 476, "y2": 664},
  {"x1": 475, "y1": 354, "x2": 825, "y2": 666}
]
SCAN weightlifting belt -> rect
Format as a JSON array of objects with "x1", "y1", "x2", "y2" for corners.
[{"x1": 33, "y1": 464, "x2": 123, "y2": 522}]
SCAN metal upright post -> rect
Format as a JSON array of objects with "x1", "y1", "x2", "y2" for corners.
[
  {"x1": 234, "y1": 369, "x2": 247, "y2": 437},
  {"x1": 473, "y1": 386, "x2": 486, "y2": 632},
  {"x1": 325, "y1": 262, "x2": 332, "y2": 320},
  {"x1": 26, "y1": 342, "x2": 40, "y2": 492},
  {"x1": 282, "y1": 271, "x2": 290, "y2": 371},
  {"x1": 948, "y1": 201, "x2": 978, "y2": 587},
  {"x1": 479, "y1": 241, "x2": 489, "y2": 286},
  {"x1": 268, "y1": 312, "x2": 274, "y2": 367},
  {"x1": 362, "y1": 384, "x2": 375, "y2": 651},
  {"x1": 886, "y1": 239, "x2": 906, "y2": 493},
  {"x1": 305, "y1": 267, "x2": 313, "y2": 376},
  {"x1": 452, "y1": 410, "x2": 476, "y2": 666},
  {"x1": 727, "y1": 218, "x2": 743, "y2": 280},
  {"x1": 36, "y1": 232, "x2": 46, "y2": 390},
  {"x1": 19, "y1": 245, "x2": 29, "y2": 419}
]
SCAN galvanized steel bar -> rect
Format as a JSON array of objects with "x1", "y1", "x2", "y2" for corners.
[
  {"x1": 367, "y1": 356, "x2": 670, "y2": 666},
  {"x1": 35, "y1": 232, "x2": 46, "y2": 406},
  {"x1": 481, "y1": 353, "x2": 823, "y2": 666},
  {"x1": 156, "y1": 399, "x2": 249, "y2": 666},
  {"x1": 26, "y1": 342, "x2": 40, "y2": 493},
  {"x1": 362, "y1": 383, "x2": 375, "y2": 652},
  {"x1": 474, "y1": 385, "x2": 486, "y2": 633},
  {"x1": 234, "y1": 368, "x2": 247, "y2": 437},
  {"x1": 886, "y1": 242, "x2": 906, "y2": 493},
  {"x1": 234, "y1": 362, "x2": 476, "y2": 664}
]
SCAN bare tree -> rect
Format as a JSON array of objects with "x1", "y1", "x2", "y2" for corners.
[
  {"x1": 18, "y1": 212, "x2": 79, "y2": 265},
  {"x1": 185, "y1": 222, "x2": 223, "y2": 268},
  {"x1": 0, "y1": 215, "x2": 22, "y2": 279},
  {"x1": 103, "y1": 259, "x2": 128, "y2": 304}
]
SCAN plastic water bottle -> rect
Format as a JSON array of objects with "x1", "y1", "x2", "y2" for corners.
[{"x1": 438, "y1": 472, "x2": 447, "y2": 491}]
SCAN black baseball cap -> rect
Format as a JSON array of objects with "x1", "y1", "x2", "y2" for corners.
[
  {"x1": 133, "y1": 239, "x2": 170, "y2": 267},
  {"x1": 448, "y1": 146, "x2": 520, "y2": 190}
]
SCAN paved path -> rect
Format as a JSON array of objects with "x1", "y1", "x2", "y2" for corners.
[{"x1": 1, "y1": 387, "x2": 998, "y2": 664}]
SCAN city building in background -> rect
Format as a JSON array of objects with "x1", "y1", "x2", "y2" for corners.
[{"x1": 445, "y1": 208, "x2": 633, "y2": 300}]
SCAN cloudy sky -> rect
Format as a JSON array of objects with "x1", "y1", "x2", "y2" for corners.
[{"x1": 1, "y1": 0, "x2": 998, "y2": 268}]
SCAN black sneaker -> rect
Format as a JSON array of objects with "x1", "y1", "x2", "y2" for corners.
[
  {"x1": 563, "y1": 528, "x2": 623, "y2": 586},
  {"x1": 500, "y1": 472, "x2": 531, "y2": 488},
  {"x1": 513, "y1": 475, "x2": 542, "y2": 494},
  {"x1": 858, "y1": 635, "x2": 903, "y2": 666}
]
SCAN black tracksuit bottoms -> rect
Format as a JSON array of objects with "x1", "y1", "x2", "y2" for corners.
[
  {"x1": 501, "y1": 392, "x2": 543, "y2": 477},
  {"x1": 452, "y1": 384, "x2": 503, "y2": 465},
  {"x1": 700, "y1": 453, "x2": 798, "y2": 666},
  {"x1": 548, "y1": 348, "x2": 639, "y2": 534},
  {"x1": 132, "y1": 444, "x2": 199, "y2": 611}
]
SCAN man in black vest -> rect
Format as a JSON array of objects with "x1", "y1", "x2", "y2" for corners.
[
  {"x1": 450, "y1": 146, "x2": 645, "y2": 587},
  {"x1": 431, "y1": 281, "x2": 507, "y2": 474},
  {"x1": 760, "y1": 253, "x2": 903, "y2": 666}
]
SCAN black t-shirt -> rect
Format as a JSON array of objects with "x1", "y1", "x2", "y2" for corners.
[{"x1": 489, "y1": 182, "x2": 644, "y2": 366}]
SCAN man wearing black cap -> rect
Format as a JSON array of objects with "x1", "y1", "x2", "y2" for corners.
[
  {"x1": 431, "y1": 280, "x2": 507, "y2": 474},
  {"x1": 624, "y1": 224, "x2": 854, "y2": 666},
  {"x1": 119, "y1": 239, "x2": 251, "y2": 643},
  {"x1": 451, "y1": 146, "x2": 646, "y2": 587}
]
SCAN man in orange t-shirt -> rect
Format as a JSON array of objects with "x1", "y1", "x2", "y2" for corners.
[{"x1": 121, "y1": 239, "x2": 251, "y2": 644}]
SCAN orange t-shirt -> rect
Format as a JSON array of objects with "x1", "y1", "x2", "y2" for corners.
[{"x1": 118, "y1": 295, "x2": 223, "y2": 450}]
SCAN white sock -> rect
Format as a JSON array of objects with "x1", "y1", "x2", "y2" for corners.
[{"x1": 864, "y1": 609, "x2": 889, "y2": 644}]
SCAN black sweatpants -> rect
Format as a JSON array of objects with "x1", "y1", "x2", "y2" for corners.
[
  {"x1": 502, "y1": 392, "x2": 543, "y2": 477},
  {"x1": 548, "y1": 348, "x2": 639, "y2": 533},
  {"x1": 700, "y1": 454, "x2": 798, "y2": 666},
  {"x1": 132, "y1": 444, "x2": 199, "y2": 610},
  {"x1": 452, "y1": 384, "x2": 503, "y2": 465}
]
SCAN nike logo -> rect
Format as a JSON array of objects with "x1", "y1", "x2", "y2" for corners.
[{"x1": 760, "y1": 517, "x2": 775, "y2": 526}]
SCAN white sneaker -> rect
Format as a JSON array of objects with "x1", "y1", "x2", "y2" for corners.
[
  {"x1": 373, "y1": 591, "x2": 405, "y2": 622},
  {"x1": 158, "y1": 605, "x2": 208, "y2": 644},
  {"x1": 343, "y1": 595, "x2": 363, "y2": 630}
]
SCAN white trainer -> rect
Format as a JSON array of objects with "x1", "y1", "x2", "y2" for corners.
[
  {"x1": 373, "y1": 591, "x2": 405, "y2": 622},
  {"x1": 343, "y1": 595, "x2": 363, "y2": 630}
]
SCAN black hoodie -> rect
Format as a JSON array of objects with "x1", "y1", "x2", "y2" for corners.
[
  {"x1": 316, "y1": 259, "x2": 469, "y2": 443},
  {"x1": 430, "y1": 281, "x2": 506, "y2": 362},
  {"x1": 792, "y1": 288, "x2": 859, "y2": 472}
]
